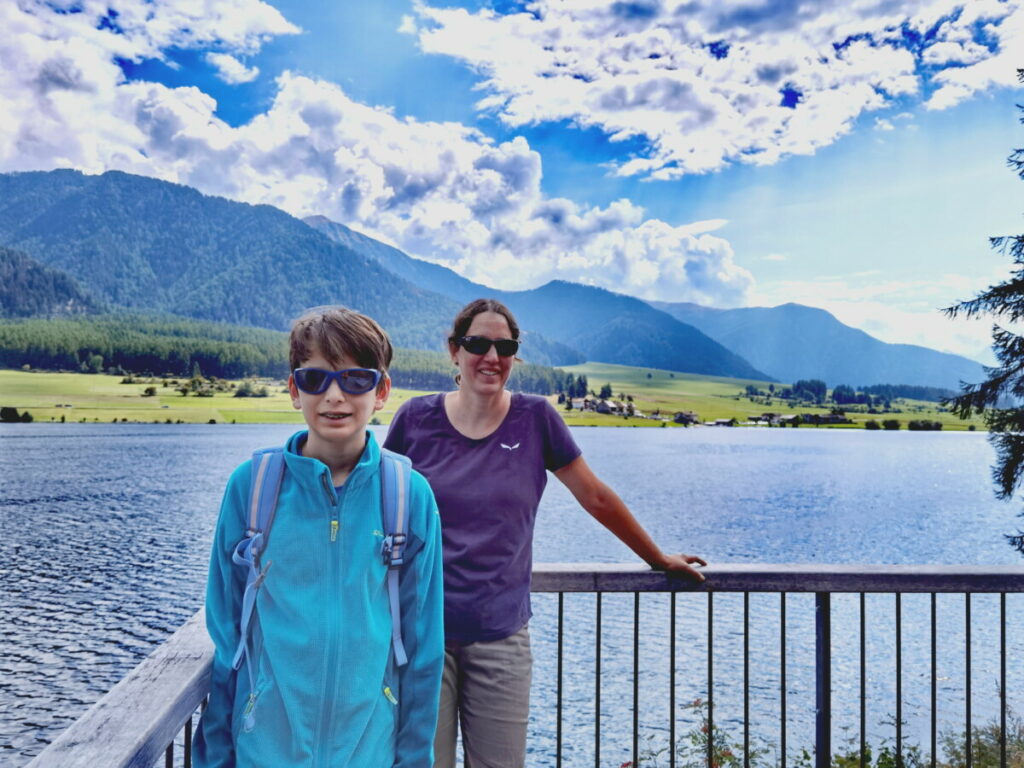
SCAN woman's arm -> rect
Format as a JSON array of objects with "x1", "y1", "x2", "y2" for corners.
[{"x1": 554, "y1": 455, "x2": 706, "y2": 581}]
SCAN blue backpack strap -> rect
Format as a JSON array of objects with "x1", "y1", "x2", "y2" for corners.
[
  {"x1": 380, "y1": 449, "x2": 413, "y2": 667},
  {"x1": 230, "y1": 447, "x2": 285, "y2": 728}
]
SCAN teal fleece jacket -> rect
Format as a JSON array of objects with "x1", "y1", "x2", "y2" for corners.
[{"x1": 193, "y1": 430, "x2": 444, "y2": 768}]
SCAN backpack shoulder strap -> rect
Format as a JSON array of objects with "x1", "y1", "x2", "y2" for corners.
[
  {"x1": 247, "y1": 447, "x2": 286, "y2": 558},
  {"x1": 380, "y1": 448, "x2": 413, "y2": 667},
  {"x1": 231, "y1": 446, "x2": 286, "y2": 728}
]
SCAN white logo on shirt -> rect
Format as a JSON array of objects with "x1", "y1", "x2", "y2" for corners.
[{"x1": 500, "y1": 442, "x2": 521, "y2": 451}]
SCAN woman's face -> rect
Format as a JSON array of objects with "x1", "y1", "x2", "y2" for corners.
[{"x1": 452, "y1": 311, "x2": 516, "y2": 397}]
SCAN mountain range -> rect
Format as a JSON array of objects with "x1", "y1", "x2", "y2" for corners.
[
  {"x1": 307, "y1": 215, "x2": 985, "y2": 390},
  {"x1": 651, "y1": 301, "x2": 984, "y2": 390},
  {"x1": 305, "y1": 215, "x2": 767, "y2": 380},
  {"x1": 0, "y1": 169, "x2": 987, "y2": 390}
]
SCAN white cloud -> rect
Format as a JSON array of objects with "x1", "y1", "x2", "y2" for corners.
[
  {"x1": 409, "y1": 0, "x2": 1023, "y2": 179},
  {"x1": 0, "y1": 0, "x2": 753, "y2": 307},
  {"x1": 206, "y1": 52, "x2": 259, "y2": 84},
  {"x1": 763, "y1": 253, "x2": 787, "y2": 262},
  {"x1": 874, "y1": 117, "x2": 895, "y2": 131}
]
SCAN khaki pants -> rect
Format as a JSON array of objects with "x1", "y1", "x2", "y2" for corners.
[{"x1": 433, "y1": 625, "x2": 532, "y2": 768}]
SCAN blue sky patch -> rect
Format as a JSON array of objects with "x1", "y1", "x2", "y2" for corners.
[
  {"x1": 779, "y1": 85, "x2": 802, "y2": 109},
  {"x1": 611, "y1": 1, "x2": 660, "y2": 21},
  {"x1": 707, "y1": 40, "x2": 730, "y2": 60}
]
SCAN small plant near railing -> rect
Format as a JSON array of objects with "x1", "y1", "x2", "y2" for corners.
[
  {"x1": 619, "y1": 702, "x2": 1024, "y2": 768},
  {"x1": 937, "y1": 712, "x2": 1024, "y2": 768},
  {"x1": 618, "y1": 698, "x2": 771, "y2": 768}
]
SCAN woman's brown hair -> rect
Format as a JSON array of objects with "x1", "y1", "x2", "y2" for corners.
[{"x1": 447, "y1": 298, "x2": 521, "y2": 354}]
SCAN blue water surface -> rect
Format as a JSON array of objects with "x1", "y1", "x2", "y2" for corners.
[{"x1": 0, "y1": 424, "x2": 1020, "y2": 766}]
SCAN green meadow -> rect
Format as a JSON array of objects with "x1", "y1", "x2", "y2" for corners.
[
  {"x1": 559, "y1": 362, "x2": 984, "y2": 430},
  {"x1": 0, "y1": 366, "x2": 983, "y2": 430},
  {"x1": 0, "y1": 370, "x2": 420, "y2": 425}
]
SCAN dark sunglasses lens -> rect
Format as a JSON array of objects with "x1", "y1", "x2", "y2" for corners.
[
  {"x1": 296, "y1": 369, "x2": 328, "y2": 393},
  {"x1": 341, "y1": 369, "x2": 378, "y2": 393},
  {"x1": 494, "y1": 339, "x2": 519, "y2": 357},
  {"x1": 462, "y1": 337, "x2": 493, "y2": 355}
]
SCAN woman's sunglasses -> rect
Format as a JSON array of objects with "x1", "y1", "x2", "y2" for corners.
[
  {"x1": 453, "y1": 336, "x2": 520, "y2": 357},
  {"x1": 293, "y1": 367, "x2": 382, "y2": 395}
]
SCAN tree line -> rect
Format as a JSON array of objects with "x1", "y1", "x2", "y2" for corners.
[
  {"x1": 0, "y1": 315, "x2": 569, "y2": 395},
  {"x1": 745, "y1": 378, "x2": 954, "y2": 405}
]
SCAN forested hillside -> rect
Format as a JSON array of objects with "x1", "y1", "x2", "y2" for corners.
[
  {"x1": 0, "y1": 247, "x2": 101, "y2": 318},
  {"x1": 503, "y1": 281, "x2": 771, "y2": 380},
  {"x1": 0, "y1": 170, "x2": 457, "y2": 350}
]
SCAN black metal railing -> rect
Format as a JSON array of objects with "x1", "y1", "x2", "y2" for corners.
[{"x1": 25, "y1": 564, "x2": 1024, "y2": 768}]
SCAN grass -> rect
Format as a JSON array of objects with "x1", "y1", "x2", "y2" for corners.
[
  {"x1": 0, "y1": 366, "x2": 985, "y2": 430},
  {"x1": 561, "y1": 363, "x2": 984, "y2": 431},
  {"x1": 0, "y1": 370, "x2": 422, "y2": 425}
]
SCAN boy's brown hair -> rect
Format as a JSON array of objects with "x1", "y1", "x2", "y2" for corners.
[{"x1": 289, "y1": 306, "x2": 393, "y2": 377}]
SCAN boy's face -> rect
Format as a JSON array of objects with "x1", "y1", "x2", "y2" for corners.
[{"x1": 288, "y1": 349, "x2": 390, "y2": 456}]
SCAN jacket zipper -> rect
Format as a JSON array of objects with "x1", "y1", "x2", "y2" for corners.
[{"x1": 320, "y1": 473, "x2": 339, "y2": 541}]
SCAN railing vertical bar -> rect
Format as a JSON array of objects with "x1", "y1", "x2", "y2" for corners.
[
  {"x1": 165, "y1": 742, "x2": 173, "y2": 768},
  {"x1": 557, "y1": 591, "x2": 564, "y2": 768},
  {"x1": 708, "y1": 592, "x2": 714, "y2": 768},
  {"x1": 633, "y1": 592, "x2": 640, "y2": 767},
  {"x1": 671, "y1": 591, "x2": 677, "y2": 768},
  {"x1": 781, "y1": 591, "x2": 787, "y2": 768},
  {"x1": 861, "y1": 592, "x2": 866, "y2": 768},
  {"x1": 815, "y1": 592, "x2": 831, "y2": 768},
  {"x1": 596, "y1": 592, "x2": 602, "y2": 768},
  {"x1": 744, "y1": 591, "x2": 750, "y2": 768},
  {"x1": 931, "y1": 593, "x2": 937, "y2": 768},
  {"x1": 1001, "y1": 592, "x2": 1007, "y2": 768},
  {"x1": 966, "y1": 592, "x2": 972, "y2": 768},
  {"x1": 896, "y1": 592, "x2": 902, "y2": 768},
  {"x1": 185, "y1": 713, "x2": 193, "y2": 768}
]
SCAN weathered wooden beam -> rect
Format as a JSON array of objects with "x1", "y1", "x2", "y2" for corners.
[
  {"x1": 530, "y1": 563, "x2": 1024, "y2": 593},
  {"x1": 27, "y1": 609, "x2": 213, "y2": 768}
]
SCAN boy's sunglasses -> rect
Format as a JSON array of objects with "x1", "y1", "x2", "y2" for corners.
[
  {"x1": 293, "y1": 367, "x2": 382, "y2": 395},
  {"x1": 453, "y1": 336, "x2": 520, "y2": 357}
]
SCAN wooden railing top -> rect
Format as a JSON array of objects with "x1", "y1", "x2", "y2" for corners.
[
  {"x1": 25, "y1": 563, "x2": 1024, "y2": 768},
  {"x1": 26, "y1": 609, "x2": 213, "y2": 768},
  {"x1": 531, "y1": 562, "x2": 1024, "y2": 594}
]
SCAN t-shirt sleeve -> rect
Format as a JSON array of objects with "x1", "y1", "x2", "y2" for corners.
[
  {"x1": 540, "y1": 398, "x2": 581, "y2": 472},
  {"x1": 383, "y1": 399, "x2": 410, "y2": 454}
]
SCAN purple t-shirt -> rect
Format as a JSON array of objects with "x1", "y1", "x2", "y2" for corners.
[{"x1": 384, "y1": 392, "x2": 581, "y2": 645}]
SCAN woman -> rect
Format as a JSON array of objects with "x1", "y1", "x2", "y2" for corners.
[{"x1": 384, "y1": 298, "x2": 706, "y2": 768}]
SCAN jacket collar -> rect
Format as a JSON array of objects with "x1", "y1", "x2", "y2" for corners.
[{"x1": 281, "y1": 429, "x2": 380, "y2": 491}]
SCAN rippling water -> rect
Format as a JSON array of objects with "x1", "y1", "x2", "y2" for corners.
[{"x1": 1, "y1": 424, "x2": 1021, "y2": 766}]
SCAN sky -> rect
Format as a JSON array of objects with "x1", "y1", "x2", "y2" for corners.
[{"x1": 2, "y1": 0, "x2": 1023, "y2": 364}]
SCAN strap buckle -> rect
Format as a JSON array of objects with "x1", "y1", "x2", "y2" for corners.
[{"x1": 381, "y1": 533, "x2": 407, "y2": 566}]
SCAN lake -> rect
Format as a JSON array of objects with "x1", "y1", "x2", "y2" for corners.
[{"x1": 1, "y1": 423, "x2": 1021, "y2": 766}]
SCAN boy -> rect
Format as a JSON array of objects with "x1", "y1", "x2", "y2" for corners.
[{"x1": 194, "y1": 306, "x2": 444, "y2": 767}]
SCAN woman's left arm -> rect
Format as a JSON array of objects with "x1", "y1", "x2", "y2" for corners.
[{"x1": 554, "y1": 455, "x2": 707, "y2": 581}]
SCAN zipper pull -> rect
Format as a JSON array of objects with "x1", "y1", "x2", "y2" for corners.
[
  {"x1": 330, "y1": 519, "x2": 339, "y2": 542},
  {"x1": 243, "y1": 692, "x2": 257, "y2": 730}
]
